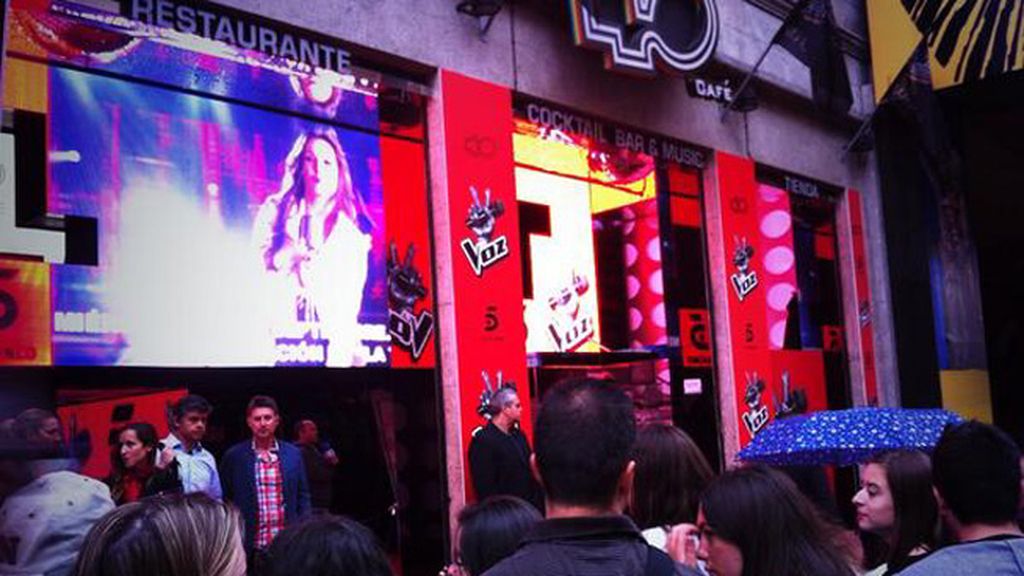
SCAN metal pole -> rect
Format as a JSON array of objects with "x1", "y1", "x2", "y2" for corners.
[
  {"x1": 841, "y1": 109, "x2": 876, "y2": 158},
  {"x1": 720, "y1": 0, "x2": 810, "y2": 122},
  {"x1": 720, "y1": 41, "x2": 775, "y2": 122}
]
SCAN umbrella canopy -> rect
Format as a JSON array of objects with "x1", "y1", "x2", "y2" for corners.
[{"x1": 737, "y1": 407, "x2": 963, "y2": 467}]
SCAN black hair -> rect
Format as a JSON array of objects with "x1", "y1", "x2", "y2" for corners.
[
  {"x1": 534, "y1": 378, "x2": 635, "y2": 507},
  {"x1": 456, "y1": 496, "x2": 541, "y2": 576},
  {"x1": 630, "y1": 424, "x2": 714, "y2": 529},
  {"x1": 700, "y1": 466, "x2": 853, "y2": 576},
  {"x1": 932, "y1": 421, "x2": 1022, "y2": 526},
  {"x1": 246, "y1": 395, "x2": 280, "y2": 416},
  {"x1": 171, "y1": 395, "x2": 212, "y2": 421},
  {"x1": 109, "y1": 422, "x2": 160, "y2": 474},
  {"x1": 263, "y1": 515, "x2": 393, "y2": 576},
  {"x1": 121, "y1": 422, "x2": 159, "y2": 449},
  {"x1": 864, "y1": 450, "x2": 937, "y2": 565}
]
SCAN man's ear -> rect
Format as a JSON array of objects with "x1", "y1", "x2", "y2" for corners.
[
  {"x1": 933, "y1": 485, "x2": 954, "y2": 524},
  {"x1": 615, "y1": 460, "x2": 636, "y2": 514}
]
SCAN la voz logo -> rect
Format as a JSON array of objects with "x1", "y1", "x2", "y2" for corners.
[
  {"x1": 569, "y1": 0, "x2": 720, "y2": 75},
  {"x1": 730, "y1": 237, "x2": 758, "y2": 301},
  {"x1": 461, "y1": 186, "x2": 510, "y2": 277},
  {"x1": 387, "y1": 242, "x2": 434, "y2": 361}
]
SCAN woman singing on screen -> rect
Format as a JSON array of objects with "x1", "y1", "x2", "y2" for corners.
[{"x1": 254, "y1": 127, "x2": 373, "y2": 367}]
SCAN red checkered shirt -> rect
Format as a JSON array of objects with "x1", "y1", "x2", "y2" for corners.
[{"x1": 253, "y1": 440, "x2": 285, "y2": 550}]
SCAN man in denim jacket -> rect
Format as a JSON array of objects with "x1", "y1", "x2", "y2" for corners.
[{"x1": 901, "y1": 421, "x2": 1024, "y2": 575}]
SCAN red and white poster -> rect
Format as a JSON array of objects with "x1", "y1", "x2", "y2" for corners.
[
  {"x1": 57, "y1": 389, "x2": 187, "y2": 480},
  {"x1": 771, "y1": 350, "x2": 828, "y2": 416},
  {"x1": 439, "y1": 71, "x2": 531, "y2": 501},
  {"x1": 383, "y1": 137, "x2": 435, "y2": 368},
  {"x1": 716, "y1": 152, "x2": 772, "y2": 445}
]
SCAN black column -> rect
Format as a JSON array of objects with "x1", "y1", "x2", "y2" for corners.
[{"x1": 874, "y1": 107, "x2": 943, "y2": 408}]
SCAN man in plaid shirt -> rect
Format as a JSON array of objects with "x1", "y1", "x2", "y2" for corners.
[{"x1": 221, "y1": 395, "x2": 311, "y2": 561}]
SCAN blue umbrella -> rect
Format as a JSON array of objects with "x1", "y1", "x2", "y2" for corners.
[{"x1": 736, "y1": 407, "x2": 964, "y2": 467}]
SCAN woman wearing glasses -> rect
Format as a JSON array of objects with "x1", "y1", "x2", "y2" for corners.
[{"x1": 690, "y1": 466, "x2": 855, "y2": 576}]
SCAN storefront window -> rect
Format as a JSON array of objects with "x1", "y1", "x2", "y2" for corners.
[{"x1": 512, "y1": 103, "x2": 721, "y2": 467}]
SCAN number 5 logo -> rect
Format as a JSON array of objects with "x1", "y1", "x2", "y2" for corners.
[{"x1": 569, "y1": 0, "x2": 719, "y2": 75}]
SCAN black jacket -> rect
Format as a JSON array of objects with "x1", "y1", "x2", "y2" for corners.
[
  {"x1": 106, "y1": 460, "x2": 182, "y2": 505},
  {"x1": 468, "y1": 422, "x2": 542, "y2": 509},
  {"x1": 482, "y1": 515, "x2": 699, "y2": 576}
]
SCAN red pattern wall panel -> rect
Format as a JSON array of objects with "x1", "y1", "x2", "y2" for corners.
[
  {"x1": 439, "y1": 71, "x2": 531, "y2": 501},
  {"x1": 716, "y1": 152, "x2": 773, "y2": 445}
]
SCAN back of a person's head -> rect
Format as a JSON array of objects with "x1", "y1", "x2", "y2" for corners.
[
  {"x1": 701, "y1": 466, "x2": 852, "y2": 576},
  {"x1": 264, "y1": 515, "x2": 393, "y2": 576},
  {"x1": 74, "y1": 493, "x2": 244, "y2": 576},
  {"x1": 534, "y1": 378, "x2": 635, "y2": 507},
  {"x1": 12, "y1": 408, "x2": 57, "y2": 441},
  {"x1": 932, "y1": 420, "x2": 1022, "y2": 526},
  {"x1": 457, "y1": 496, "x2": 542, "y2": 576},
  {"x1": 867, "y1": 450, "x2": 937, "y2": 562},
  {"x1": 631, "y1": 423, "x2": 714, "y2": 528}
]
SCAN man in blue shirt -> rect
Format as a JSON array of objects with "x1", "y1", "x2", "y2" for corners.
[
  {"x1": 901, "y1": 421, "x2": 1024, "y2": 576},
  {"x1": 161, "y1": 394, "x2": 222, "y2": 500}
]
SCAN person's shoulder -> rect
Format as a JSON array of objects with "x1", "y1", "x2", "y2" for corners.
[
  {"x1": 3, "y1": 471, "x2": 113, "y2": 521},
  {"x1": 479, "y1": 546, "x2": 531, "y2": 576},
  {"x1": 896, "y1": 549, "x2": 950, "y2": 575},
  {"x1": 222, "y1": 441, "x2": 250, "y2": 460},
  {"x1": 278, "y1": 440, "x2": 303, "y2": 457},
  {"x1": 897, "y1": 539, "x2": 1024, "y2": 576},
  {"x1": 469, "y1": 425, "x2": 493, "y2": 444}
]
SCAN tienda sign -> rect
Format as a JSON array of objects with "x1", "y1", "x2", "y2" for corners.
[{"x1": 569, "y1": 0, "x2": 719, "y2": 75}]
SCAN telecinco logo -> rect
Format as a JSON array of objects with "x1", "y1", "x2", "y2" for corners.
[{"x1": 568, "y1": 0, "x2": 719, "y2": 75}]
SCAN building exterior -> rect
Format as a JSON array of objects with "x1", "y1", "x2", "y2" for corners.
[{"x1": 0, "y1": 0, "x2": 899, "y2": 571}]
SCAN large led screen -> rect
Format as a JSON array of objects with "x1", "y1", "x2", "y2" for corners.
[
  {"x1": 0, "y1": 1, "x2": 400, "y2": 367},
  {"x1": 47, "y1": 67, "x2": 388, "y2": 367},
  {"x1": 513, "y1": 119, "x2": 666, "y2": 354}
]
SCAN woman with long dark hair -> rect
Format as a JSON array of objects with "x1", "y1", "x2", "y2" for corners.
[
  {"x1": 697, "y1": 465, "x2": 855, "y2": 576},
  {"x1": 254, "y1": 127, "x2": 374, "y2": 367},
  {"x1": 105, "y1": 422, "x2": 180, "y2": 505},
  {"x1": 853, "y1": 450, "x2": 938, "y2": 576},
  {"x1": 629, "y1": 424, "x2": 714, "y2": 551}
]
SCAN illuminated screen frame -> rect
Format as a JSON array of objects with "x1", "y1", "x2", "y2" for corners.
[{"x1": 0, "y1": 1, "x2": 429, "y2": 368}]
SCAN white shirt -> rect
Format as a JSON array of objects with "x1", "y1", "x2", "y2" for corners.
[
  {"x1": 163, "y1": 432, "x2": 222, "y2": 501},
  {"x1": 0, "y1": 470, "x2": 114, "y2": 576}
]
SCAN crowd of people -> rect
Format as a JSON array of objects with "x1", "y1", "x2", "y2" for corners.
[{"x1": 2, "y1": 379, "x2": 1023, "y2": 576}]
